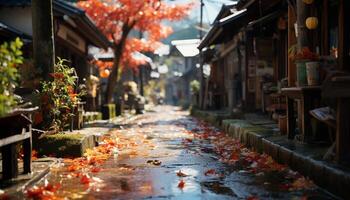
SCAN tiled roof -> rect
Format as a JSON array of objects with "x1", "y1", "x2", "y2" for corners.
[
  {"x1": 0, "y1": 0, "x2": 110, "y2": 49},
  {"x1": 0, "y1": 0, "x2": 31, "y2": 6}
]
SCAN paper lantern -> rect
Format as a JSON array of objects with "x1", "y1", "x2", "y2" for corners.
[
  {"x1": 303, "y1": 0, "x2": 314, "y2": 4},
  {"x1": 306, "y1": 17, "x2": 318, "y2": 30},
  {"x1": 100, "y1": 69, "x2": 110, "y2": 78}
]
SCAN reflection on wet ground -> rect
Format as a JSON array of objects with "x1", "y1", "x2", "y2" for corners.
[{"x1": 23, "y1": 106, "x2": 338, "y2": 200}]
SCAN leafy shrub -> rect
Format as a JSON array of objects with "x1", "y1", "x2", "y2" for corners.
[
  {"x1": 40, "y1": 58, "x2": 85, "y2": 131},
  {"x1": 190, "y1": 80, "x2": 200, "y2": 94},
  {"x1": 0, "y1": 38, "x2": 23, "y2": 116}
]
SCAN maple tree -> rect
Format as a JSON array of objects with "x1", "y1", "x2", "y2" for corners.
[{"x1": 78, "y1": 0, "x2": 193, "y2": 103}]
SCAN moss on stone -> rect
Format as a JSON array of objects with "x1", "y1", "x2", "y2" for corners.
[{"x1": 35, "y1": 133, "x2": 95, "y2": 158}]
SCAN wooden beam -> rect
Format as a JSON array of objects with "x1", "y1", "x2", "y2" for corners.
[
  {"x1": 32, "y1": 0, "x2": 55, "y2": 80},
  {"x1": 336, "y1": 98, "x2": 350, "y2": 163},
  {"x1": 321, "y1": 0, "x2": 329, "y2": 55},
  {"x1": 288, "y1": 6, "x2": 297, "y2": 86},
  {"x1": 296, "y1": 0, "x2": 310, "y2": 50},
  {"x1": 0, "y1": 132, "x2": 31, "y2": 147}
]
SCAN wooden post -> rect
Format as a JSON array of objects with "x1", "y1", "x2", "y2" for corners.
[
  {"x1": 338, "y1": 0, "x2": 350, "y2": 71},
  {"x1": 288, "y1": 6, "x2": 297, "y2": 86},
  {"x1": 2, "y1": 144, "x2": 18, "y2": 180},
  {"x1": 336, "y1": 98, "x2": 350, "y2": 163},
  {"x1": 23, "y1": 137, "x2": 32, "y2": 174},
  {"x1": 32, "y1": 0, "x2": 55, "y2": 80},
  {"x1": 321, "y1": 0, "x2": 329, "y2": 56},
  {"x1": 296, "y1": 0, "x2": 309, "y2": 50},
  {"x1": 286, "y1": 97, "x2": 296, "y2": 139}
]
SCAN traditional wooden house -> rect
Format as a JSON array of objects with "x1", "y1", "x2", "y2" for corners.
[
  {"x1": 278, "y1": 0, "x2": 350, "y2": 164},
  {"x1": 0, "y1": 0, "x2": 110, "y2": 83},
  {"x1": 200, "y1": 0, "x2": 350, "y2": 165},
  {"x1": 198, "y1": 5, "x2": 251, "y2": 112},
  {"x1": 0, "y1": 0, "x2": 110, "y2": 112},
  {"x1": 166, "y1": 39, "x2": 200, "y2": 107}
]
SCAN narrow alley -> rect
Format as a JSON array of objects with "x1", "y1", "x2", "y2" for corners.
[{"x1": 20, "y1": 106, "x2": 336, "y2": 200}]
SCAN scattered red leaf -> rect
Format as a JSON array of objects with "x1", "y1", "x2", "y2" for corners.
[
  {"x1": 183, "y1": 138, "x2": 193, "y2": 143},
  {"x1": 91, "y1": 167, "x2": 101, "y2": 173},
  {"x1": 178, "y1": 180, "x2": 185, "y2": 189},
  {"x1": 246, "y1": 196, "x2": 259, "y2": 200},
  {"x1": 204, "y1": 169, "x2": 216, "y2": 176},
  {"x1": 67, "y1": 164, "x2": 79, "y2": 172},
  {"x1": 290, "y1": 177, "x2": 315, "y2": 191},
  {"x1": 80, "y1": 174, "x2": 91, "y2": 185},
  {"x1": 26, "y1": 183, "x2": 61, "y2": 199}
]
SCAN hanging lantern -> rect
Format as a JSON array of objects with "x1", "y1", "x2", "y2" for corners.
[
  {"x1": 99, "y1": 69, "x2": 110, "y2": 78},
  {"x1": 303, "y1": 0, "x2": 314, "y2": 4},
  {"x1": 306, "y1": 17, "x2": 318, "y2": 30}
]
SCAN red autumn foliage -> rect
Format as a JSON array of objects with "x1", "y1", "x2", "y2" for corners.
[{"x1": 77, "y1": 0, "x2": 194, "y2": 103}]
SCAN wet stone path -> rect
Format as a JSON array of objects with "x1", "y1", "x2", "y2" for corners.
[{"x1": 22, "y1": 106, "x2": 337, "y2": 200}]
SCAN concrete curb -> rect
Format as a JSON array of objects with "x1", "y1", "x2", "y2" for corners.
[{"x1": 191, "y1": 109, "x2": 350, "y2": 199}]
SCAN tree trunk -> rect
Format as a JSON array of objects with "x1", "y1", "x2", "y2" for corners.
[
  {"x1": 105, "y1": 46, "x2": 122, "y2": 104},
  {"x1": 105, "y1": 25, "x2": 132, "y2": 104}
]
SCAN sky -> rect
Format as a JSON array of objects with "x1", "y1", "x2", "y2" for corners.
[{"x1": 169, "y1": 0, "x2": 237, "y2": 25}]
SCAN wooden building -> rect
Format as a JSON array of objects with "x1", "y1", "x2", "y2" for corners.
[
  {"x1": 0, "y1": 0, "x2": 110, "y2": 111},
  {"x1": 0, "y1": 0, "x2": 110, "y2": 83},
  {"x1": 199, "y1": 0, "x2": 350, "y2": 164}
]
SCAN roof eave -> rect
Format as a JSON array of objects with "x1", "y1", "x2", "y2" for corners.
[{"x1": 53, "y1": 0, "x2": 111, "y2": 49}]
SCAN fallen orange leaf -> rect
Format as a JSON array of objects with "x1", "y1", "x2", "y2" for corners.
[
  {"x1": 80, "y1": 174, "x2": 90, "y2": 185},
  {"x1": 91, "y1": 167, "x2": 101, "y2": 173},
  {"x1": 204, "y1": 169, "x2": 216, "y2": 176},
  {"x1": 176, "y1": 170, "x2": 188, "y2": 177},
  {"x1": 178, "y1": 180, "x2": 185, "y2": 189}
]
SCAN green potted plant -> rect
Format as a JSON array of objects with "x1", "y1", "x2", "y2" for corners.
[{"x1": 39, "y1": 58, "x2": 85, "y2": 132}]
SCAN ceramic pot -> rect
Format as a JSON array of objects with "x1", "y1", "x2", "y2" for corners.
[
  {"x1": 295, "y1": 60, "x2": 308, "y2": 87},
  {"x1": 306, "y1": 61, "x2": 320, "y2": 86}
]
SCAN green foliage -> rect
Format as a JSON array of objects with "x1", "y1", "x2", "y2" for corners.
[
  {"x1": 40, "y1": 58, "x2": 85, "y2": 131},
  {"x1": 190, "y1": 80, "x2": 200, "y2": 94},
  {"x1": 0, "y1": 38, "x2": 23, "y2": 117}
]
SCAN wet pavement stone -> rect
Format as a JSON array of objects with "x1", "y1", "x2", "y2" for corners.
[
  {"x1": 192, "y1": 108, "x2": 350, "y2": 199},
  {"x1": 18, "y1": 106, "x2": 343, "y2": 199}
]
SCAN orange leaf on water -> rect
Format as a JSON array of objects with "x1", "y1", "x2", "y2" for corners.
[
  {"x1": 204, "y1": 169, "x2": 216, "y2": 176},
  {"x1": 91, "y1": 167, "x2": 101, "y2": 173},
  {"x1": 230, "y1": 152, "x2": 239, "y2": 162},
  {"x1": 176, "y1": 170, "x2": 188, "y2": 177},
  {"x1": 178, "y1": 180, "x2": 185, "y2": 189},
  {"x1": 290, "y1": 177, "x2": 315, "y2": 191},
  {"x1": 67, "y1": 164, "x2": 79, "y2": 172},
  {"x1": 80, "y1": 174, "x2": 91, "y2": 185}
]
